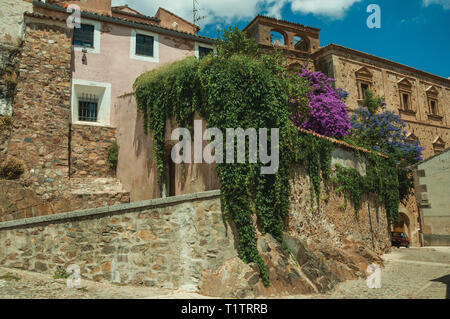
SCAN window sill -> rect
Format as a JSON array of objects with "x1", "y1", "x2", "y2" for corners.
[
  {"x1": 399, "y1": 109, "x2": 416, "y2": 116},
  {"x1": 130, "y1": 53, "x2": 159, "y2": 63},
  {"x1": 427, "y1": 114, "x2": 443, "y2": 121},
  {"x1": 72, "y1": 121, "x2": 111, "y2": 128}
]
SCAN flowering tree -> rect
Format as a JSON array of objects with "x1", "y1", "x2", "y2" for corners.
[
  {"x1": 349, "y1": 94, "x2": 423, "y2": 165},
  {"x1": 346, "y1": 89, "x2": 424, "y2": 202},
  {"x1": 289, "y1": 68, "x2": 351, "y2": 138}
]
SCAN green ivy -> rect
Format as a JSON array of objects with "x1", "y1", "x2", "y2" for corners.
[
  {"x1": 108, "y1": 142, "x2": 119, "y2": 171},
  {"x1": 332, "y1": 154, "x2": 400, "y2": 222},
  {"x1": 133, "y1": 53, "x2": 397, "y2": 287}
]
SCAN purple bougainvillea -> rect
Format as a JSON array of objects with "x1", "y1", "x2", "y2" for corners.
[{"x1": 290, "y1": 68, "x2": 351, "y2": 138}]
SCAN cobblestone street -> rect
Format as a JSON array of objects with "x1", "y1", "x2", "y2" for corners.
[
  {"x1": 0, "y1": 247, "x2": 448, "y2": 299},
  {"x1": 318, "y1": 247, "x2": 450, "y2": 299}
]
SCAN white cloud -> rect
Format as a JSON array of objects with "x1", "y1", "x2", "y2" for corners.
[
  {"x1": 112, "y1": 0, "x2": 362, "y2": 27},
  {"x1": 289, "y1": 0, "x2": 362, "y2": 19},
  {"x1": 423, "y1": 0, "x2": 450, "y2": 9}
]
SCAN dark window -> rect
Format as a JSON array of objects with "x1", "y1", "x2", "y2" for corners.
[
  {"x1": 198, "y1": 46, "x2": 213, "y2": 59},
  {"x1": 135, "y1": 34, "x2": 154, "y2": 57},
  {"x1": 78, "y1": 100, "x2": 98, "y2": 122},
  {"x1": 430, "y1": 99, "x2": 438, "y2": 115},
  {"x1": 361, "y1": 83, "x2": 369, "y2": 99},
  {"x1": 73, "y1": 24, "x2": 95, "y2": 48},
  {"x1": 402, "y1": 93, "x2": 410, "y2": 110}
]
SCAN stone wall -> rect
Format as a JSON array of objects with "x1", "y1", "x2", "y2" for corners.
[
  {"x1": 0, "y1": 45, "x2": 22, "y2": 116},
  {"x1": 0, "y1": 151, "x2": 391, "y2": 297},
  {"x1": 0, "y1": 0, "x2": 32, "y2": 46},
  {"x1": 70, "y1": 125, "x2": 117, "y2": 178},
  {"x1": 0, "y1": 178, "x2": 130, "y2": 222},
  {"x1": 7, "y1": 16, "x2": 72, "y2": 201},
  {"x1": 0, "y1": 0, "x2": 32, "y2": 116},
  {"x1": 0, "y1": 15, "x2": 131, "y2": 220}
]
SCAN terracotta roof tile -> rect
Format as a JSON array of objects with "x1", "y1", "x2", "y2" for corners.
[{"x1": 296, "y1": 128, "x2": 388, "y2": 158}]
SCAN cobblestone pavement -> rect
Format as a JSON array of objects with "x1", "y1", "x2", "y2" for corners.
[
  {"x1": 315, "y1": 247, "x2": 450, "y2": 299},
  {"x1": 0, "y1": 247, "x2": 448, "y2": 299}
]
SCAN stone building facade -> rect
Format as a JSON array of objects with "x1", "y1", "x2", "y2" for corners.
[
  {"x1": 412, "y1": 148, "x2": 450, "y2": 246},
  {"x1": 244, "y1": 16, "x2": 450, "y2": 247},
  {"x1": 1, "y1": 2, "x2": 448, "y2": 248},
  {"x1": 0, "y1": 0, "x2": 216, "y2": 220},
  {"x1": 0, "y1": 147, "x2": 390, "y2": 296}
]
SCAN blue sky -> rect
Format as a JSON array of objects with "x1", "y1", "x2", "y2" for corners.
[{"x1": 113, "y1": 0, "x2": 450, "y2": 78}]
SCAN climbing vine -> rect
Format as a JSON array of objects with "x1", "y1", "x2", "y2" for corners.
[
  {"x1": 332, "y1": 154, "x2": 400, "y2": 222},
  {"x1": 132, "y1": 30, "x2": 401, "y2": 286}
]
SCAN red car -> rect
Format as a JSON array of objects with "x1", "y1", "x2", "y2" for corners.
[{"x1": 391, "y1": 232, "x2": 410, "y2": 248}]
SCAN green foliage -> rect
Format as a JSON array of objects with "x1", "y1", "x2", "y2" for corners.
[
  {"x1": 361, "y1": 88, "x2": 382, "y2": 114},
  {"x1": 133, "y1": 27, "x2": 400, "y2": 286},
  {"x1": 108, "y1": 142, "x2": 119, "y2": 171},
  {"x1": 0, "y1": 272, "x2": 20, "y2": 281},
  {"x1": 332, "y1": 154, "x2": 400, "y2": 222},
  {"x1": 134, "y1": 51, "x2": 337, "y2": 286},
  {"x1": 53, "y1": 266, "x2": 71, "y2": 279},
  {"x1": 0, "y1": 156, "x2": 25, "y2": 180},
  {"x1": 215, "y1": 26, "x2": 260, "y2": 58}
]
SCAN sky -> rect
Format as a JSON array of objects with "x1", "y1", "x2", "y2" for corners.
[{"x1": 111, "y1": 0, "x2": 450, "y2": 78}]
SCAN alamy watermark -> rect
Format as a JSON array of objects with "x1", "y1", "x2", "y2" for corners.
[
  {"x1": 367, "y1": 4, "x2": 381, "y2": 29},
  {"x1": 66, "y1": 264, "x2": 82, "y2": 289},
  {"x1": 66, "y1": 4, "x2": 81, "y2": 29},
  {"x1": 366, "y1": 263, "x2": 382, "y2": 289},
  {"x1": 171, "y1": 120, "x2": 279, "y2": 175}
]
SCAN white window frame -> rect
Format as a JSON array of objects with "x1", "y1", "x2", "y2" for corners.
[
  {"x1": 130, "y1": 29, "x2": 159, "y2": 63},
  {"x1": 195, "y1": 42, "x2": 216, "y2": 59},
  {"x1": 71, "y1": 79, "x2": 112, "y2": 127},
  {"x1": 73, "y1": 18, "x2": 101, "y2": 54}
]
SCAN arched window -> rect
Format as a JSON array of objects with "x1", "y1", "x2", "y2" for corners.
[
  {"x1": 270, "y1": 30, "x2": 286, "y2": 46},
  {"x1": 294, "y1": 35, "x2": 309, "y2": 52}
]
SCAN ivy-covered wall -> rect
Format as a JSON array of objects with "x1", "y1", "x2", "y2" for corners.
[{"x1": 115, "y1": 92, "x2": 391, "y2": 255}]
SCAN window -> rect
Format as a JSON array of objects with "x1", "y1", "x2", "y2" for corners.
[
  {"x1": 355, "y1": 67, "x2": 373, "y2": 100},
  {"x1": 294, "y1": 35, "x2": 309, "y2": 52},
  {"x1": 135, "y1": 34, "x2": 154, "y2": 57},
  {"x1": 195, "y1": 43, "x2": 215, "y2": 59},
  {"x1": 426, "y1": 86, "x2": 441, "y2": 119},
  {"x1": 198, "y1": 46, "x2": 213, "y2": 59},
  {"x1": 433, "y1": 137, "x2": 445, "y2": 154},
  {"x1": 429, "y1": 99, "x2": 438, "y2": 115},
  {"x1": 71, "y1": 79, "x2": 111, "y2": 126},
  {"x1": 402, "y1": 93, "x2": 410, "y2": 110},
  {"x1": 270, "y1": 30, "x2": 286, "y2": 46},
  {"x1": 78, "y1": 94, "x2": 98, "y2": 122},
  {"x1": 361, "y1": 83, "x2": 369, "y2": 99},
  {"x1": 73, "y1": 19, "x2": 101, "y2": 54},
  {"x1": 130, "y1": 30, "x2": 159, "y2": 62},
  {"x1": 397, "y1": 78, "x2": 414, "y2": 113},
  {"x1": 73, "y1": 24, "x2": 95, "y2": 48}
]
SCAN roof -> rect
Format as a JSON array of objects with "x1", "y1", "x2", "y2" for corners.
[
  {"x1": 33, "y1": 1, "x2": 215, "y2": 44},
  {"x1": 243, "y1": 14, "x2": 321, "y2": 34},
  {"x1": 297, "y1": 128, "x2": 389, "y2": 158},
  {"x1": 112, "y1": 5, "x2": 146, "y2": 16},
  {"x1": 156, "y1": 7, "x2": 200, "y2": 32},
  {"x1": 313, "y1": 44, "x2": 450, "y2": 86},
  {"x1": 112, "y1": 5, "x2": 160, "y2": 23},
  {"x1": 24, "y1": 11, "x2": 67, "y2": 24},
  {"x1": 409, "y1": 147, "x2": 450, "y2": 169}
]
